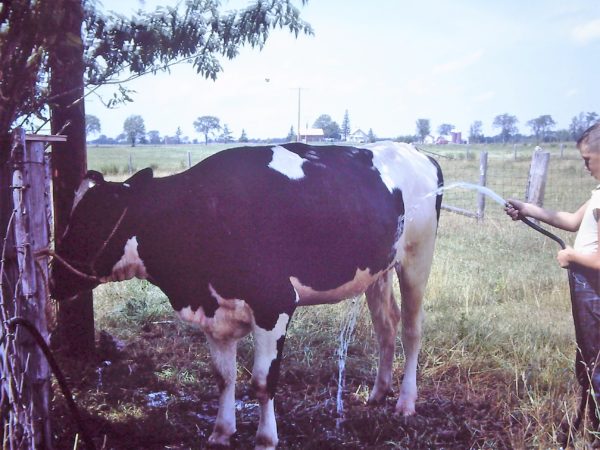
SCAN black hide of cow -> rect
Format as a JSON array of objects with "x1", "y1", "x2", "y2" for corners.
[{"x1": 53, "y1": 144, "x2": 414, "y2": 329}]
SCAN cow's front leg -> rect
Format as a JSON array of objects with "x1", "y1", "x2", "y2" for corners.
[
  {"x1": 206, "y1": 335, "x2": 238, "y2": 447},
  {"x1": 251, "y1": 312, "x2": 291, "y2": 450}
]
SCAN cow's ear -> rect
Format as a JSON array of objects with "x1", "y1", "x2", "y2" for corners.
[
  {"x1": 124, "y1": 167, "x2": 153, "y2": 189},
  {"x1": 84, "y1": 170, "x2": 105, "y2": 185}
]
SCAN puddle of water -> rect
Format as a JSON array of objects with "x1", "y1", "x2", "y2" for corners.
[
  {"x1": 96, "y1": 360, "x2": 112, "y2": 390},
  {"x1": 147, "y1": 391, "x2": 170, "y2": 408},
  {"x1": 236, "y1": 399, "x2": 259, "y2": 412}
]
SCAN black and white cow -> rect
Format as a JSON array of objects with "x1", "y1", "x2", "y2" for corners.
[{"x1": 50, "y1": 142, "x2": 443, "y2": 449}]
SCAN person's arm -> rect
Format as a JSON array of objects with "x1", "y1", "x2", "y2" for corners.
[
  {"x1": 556, "y1": 246, "x2": 600, "y2": 270},
  {"x1": 505, "y1": 199, "x2": 588, "y2": 232},
  {"x1": 557, "y1": 207, "x2": 600, "y2": 270}
]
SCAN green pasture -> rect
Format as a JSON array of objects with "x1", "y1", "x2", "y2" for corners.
[
  {"x1": 89, "y1": 141, "x2": 595, "y2": 220},
  {"x1": 84, "y1": 141, "x2": 597, "y2": 447}
]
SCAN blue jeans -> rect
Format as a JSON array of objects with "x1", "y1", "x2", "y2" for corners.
[{"x1": 572, "y1": 265, "x2": 600, "y2": 426}]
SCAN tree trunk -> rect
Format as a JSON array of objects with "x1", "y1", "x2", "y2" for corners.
[{"x1": 49, "y1": 0, "x2": 95, "y2": 356}]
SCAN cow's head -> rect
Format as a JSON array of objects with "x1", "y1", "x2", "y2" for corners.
[{"x1": 50, "y1": 168, "x2": 153, "y2": 301}]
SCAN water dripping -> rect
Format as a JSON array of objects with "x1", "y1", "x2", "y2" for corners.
[
  {"x1": 96, "y1": 360, "x2": 111, "y2": 390},
  {"x1": 333, "y1": 182, "x2": 508, "y2": 429},
  {"x1": 336, "y1": 295, "x2": 362, "y2": 429}
]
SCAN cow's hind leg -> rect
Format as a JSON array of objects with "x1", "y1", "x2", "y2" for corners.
[
  {"x1": 395, "y1": 234, "x2": 436, "y2": 416},
  {"x1": 206, "y1": 335, "x2": 238, "y2": 447},
  {"x1": 251, "y1": 311, "x2": 292, "y2": 450},
  {"x1": 366, "y1": 270, "x2": 401, "y2": 404}
]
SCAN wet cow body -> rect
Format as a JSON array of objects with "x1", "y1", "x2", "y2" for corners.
[{"x1": 51, "y1": 142, "x2": 443, "y2": 449}]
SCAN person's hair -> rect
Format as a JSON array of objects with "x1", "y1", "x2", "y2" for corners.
[{"x1": 577, "y1": 121, "x2": 600, "y2": 151}]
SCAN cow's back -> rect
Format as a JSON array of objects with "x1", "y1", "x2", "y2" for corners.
[{"x1": 134, "y1": 142, "x2": 440, "y2": 314}]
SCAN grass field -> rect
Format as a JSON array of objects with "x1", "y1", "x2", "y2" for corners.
[{"x1": 52, "y1": 141, "x2": 598, "y2": 448}]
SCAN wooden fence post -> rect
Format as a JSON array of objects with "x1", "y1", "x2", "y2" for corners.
[
  {"x1": 526, "y1": 146, "x2": 550, "y2": 207},
  {"x1": 477, "y1": 151, "x2": 488, "y2": 221},
  {"x1": 0, "y1": 129, "x2": 56, "y2": 449}
]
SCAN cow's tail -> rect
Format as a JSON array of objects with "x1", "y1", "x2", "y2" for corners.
[{"x1": 426, "y1": 155, "x2": 444, "y2": 223}]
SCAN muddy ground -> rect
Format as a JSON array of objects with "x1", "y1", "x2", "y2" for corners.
[{"x1": 51, "y1": 321, "x2": 543, "y2": 449}]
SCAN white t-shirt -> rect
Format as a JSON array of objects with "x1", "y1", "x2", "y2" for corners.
[{"x1": 574, "y1": 186, "x2": 600, "y2": 254}]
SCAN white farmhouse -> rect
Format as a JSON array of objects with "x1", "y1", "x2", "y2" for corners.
[{"x1": 348, "y1": 129, "x2": 368, "y2": 143}]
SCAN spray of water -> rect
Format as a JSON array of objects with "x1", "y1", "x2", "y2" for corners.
[
  {"x1": 427, "y1": 181, "x2": 508, "y2": 207},
  {"x1": 334, "y1": 181, "x2": 508, "y2": 426},
  {"x1": 336, "y1": 295, "x2": 362, "y2": 428}
]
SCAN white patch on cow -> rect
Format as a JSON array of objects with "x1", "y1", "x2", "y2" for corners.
[
  {"x1": 252, "y1": 313, "x2": 289, "y2": 377},
  {"x1": 72, "y1": 179, "x2": 96, "y2": 211},
  {"x1": 364, "y1": 141, "x2": 440, "y2": 263},
  {"x1": 365, "y1": 141, "x2": 438, "y2": 194},
  {"x1": 101, "y1": 236, "x2": 148, "y2": 282},
  {"x1": 251, "y1": 313, "x2": 289, "y2": 449},
  {"x1": 256, "y1": 398, "x2": 278, "y2": 449},
  {"x1": 205, "y1": 335, "x2": 238, "y2": 446},
  {"x1": 293, "y1": 287, "x2": 300, "y2": 303},
  {"x1": 291, "y1": 267, "x2": 383, "y2": 306},
  {"x1": 268, "y1": 145, "x2": 306, "y2": 180},
  {"x1": 176, "y1": 284, "x2": 253, "y2": 341}
]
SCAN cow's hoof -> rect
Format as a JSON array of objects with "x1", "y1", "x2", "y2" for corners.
[
  {"x1": 395, "y1": 397, "x2": 416, "y2": 416},
  {"x1": 255, "y1": 433, "x2": 277, "y2": 450},
  {"x1": 208, "y1": 425, "x2": 234, "y2": 448},
  {"x1": 367, "y1": 387, "x2": 393, "y2": 405}
]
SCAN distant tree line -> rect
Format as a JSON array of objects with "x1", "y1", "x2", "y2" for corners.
[
  {"x1": 87, "y1": 110, "x2": 599, "y2": 147},
  {"x1": 412, "y1": 111, "x2": 598, "y2": 145},
  {"x1": 87, "y1": 109, "x2": 361, "y2": 145}
]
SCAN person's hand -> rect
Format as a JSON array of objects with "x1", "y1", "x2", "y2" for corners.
[
  {"x1": 505, "y1": 199, "x2": 525, "y2": 221},
  {"x1": 557, "y1": 246, "x2": 576, "y2": 268}
]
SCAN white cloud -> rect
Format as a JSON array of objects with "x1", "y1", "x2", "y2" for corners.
[
  {"x1": 572, "y1": 19, "x2": 600, "y2": 44},
  {"x1": 432, "y1": 50, "x2": 484, "y2": 74},
  {"x1": 406, "y1": 77, "x2": 434, "y2": 96},
  {"x1": 473, "y1": 91, "x2": 495, "y2": 102},
  {"x1": 566, "y1": 88, "x2": 578, "y2": 98}
]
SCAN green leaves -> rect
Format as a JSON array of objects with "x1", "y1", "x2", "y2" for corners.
[
  {"x1": 1, "y1": 0, "x2": 312, "y2": 134},
  {"x1": 83, "y1": 0, "x2": 313, "y2": 85}
]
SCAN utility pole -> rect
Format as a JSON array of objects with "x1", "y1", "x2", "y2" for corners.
[{"x1": 296, "y1": 87, "x2": 302, "y2": 142}]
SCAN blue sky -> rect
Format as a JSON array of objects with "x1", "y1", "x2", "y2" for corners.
[{"x1": 87, "y1": 0, "x2": 600, "y2": 141}]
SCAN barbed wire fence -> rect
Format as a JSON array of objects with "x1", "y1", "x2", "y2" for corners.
[
  {"x1": 437, "y1": 143, "x2": 594, "y2": 221},
  {"x1": 0, "y1": 130, "x2": 96, "y2": 450},
  {"x1": 0, "y1": 129, "x2": 53, "y2": 449}
]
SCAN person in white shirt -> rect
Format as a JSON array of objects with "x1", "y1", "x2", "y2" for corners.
[{"x1": 506, "y1": 122, "x2": 600, "y2": 438}]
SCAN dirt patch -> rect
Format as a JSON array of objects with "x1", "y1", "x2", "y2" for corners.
[{"x1": 51, "y1": 323, "x2": 532, "y2": 449}]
